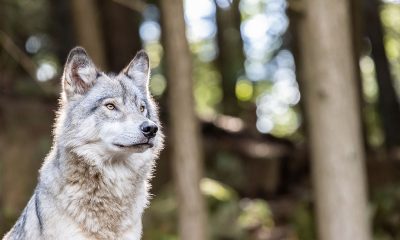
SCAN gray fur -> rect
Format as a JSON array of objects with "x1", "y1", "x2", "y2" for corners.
[
  {"x1": 33, "y1": 188, "x2": 43, "y2": 234},
  {"x1": 3, "y1": 47, "x2": 164, "y2": 240}
]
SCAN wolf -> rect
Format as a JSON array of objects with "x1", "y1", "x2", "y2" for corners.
[{"x1": 3, "y1": 47, "x2": 164, "y2": 240}]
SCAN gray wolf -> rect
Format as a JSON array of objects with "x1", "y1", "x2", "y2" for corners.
[{"x1": 3, "y1": 47, "x2": 164, "y2": 240}]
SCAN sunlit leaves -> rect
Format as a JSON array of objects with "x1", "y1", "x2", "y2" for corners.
[
  {"x1": 235, "y1": 79, "x2": 253, "y2": 101},
  {"x1": 200, "y1": 178, "x2": 234, "y2": 201},
  {"x1": 380, "y1": 3, "x2": 400, "y2": 95},
  {"x1": 237, "y1": 199, "x2": 274, "y2": 229},
  {"x1": 150, "y1": 74, "x2": 167, "y2": 96},
  {"x1": 193, "y1": 60, "x2": 223, "y2": 115},
  {"x1": 360, "y1": 56, "x2": 378, "y2": 104}
]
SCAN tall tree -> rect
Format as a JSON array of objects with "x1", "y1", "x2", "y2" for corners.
[
  {"x1": 366, "y1": 0, "x2": 400, "y2": 149},
  {"x1": 99, "y1": 0, "x2": 143, "y2": 72},
  {"x1": 160, "y1": 0, "x2": 207, "y2": 240},
  {"x1": 70, "y1": 0, "x2": 107, "y2": 69},
  {"x1": 294, "y1": 0, "x2": 371, "y2": 239},
  {"x1": 215, "y1": 0, "x2": 245, "y2": 116}
]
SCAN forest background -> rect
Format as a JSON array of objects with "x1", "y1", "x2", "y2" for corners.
[{"x1": 1, "y1": 0, "x2": 400, "y2": 239}]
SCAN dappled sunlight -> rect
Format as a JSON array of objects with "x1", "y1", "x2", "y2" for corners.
[
  {"x1": 184, "y1": 0, "x2": 216, "y2": 42},
  {"x1": 255, "y1": 50, "x2": 300, "y2": 136},
  {"x1": 360, "y1": 55, "x2": 385, "y2": 148},
  {"x1": 144, "y1": 42, "x2": 163, "y2": 68},
  {"x1": 238, "y1": 199, "x2": 273, "y2": 230},
  {"x1": 25, "y1": 35, "x2": 42, "y2": 54},
  {"x1": 383, "y1": 0, "x2": 400, "y2": 3},
  {"x1": 193, "y1": 61, "x2": 222, "y2": 115},
  {"x1": 215, "y1": 0, "x2": 233, "y2": 9},
  {"x1": 235, "y1": 79, "x2": 254, "y2": 101},
  {"x1": 212, "y1": 114, "x2": 245, "y2": 133},
  {"x1": 36, "y1": 62, "x2": 56, "y2": 82},
  {"x1": 360, "y1": 55, "x2": 378, "y2": 103},
  {"x1": 381, "y1": 3, "x2": 400, "y2": 95},
  {"x1": 183, "y1": 0, "x2": 300, "y2": 137},
  {"x1": 201, "y1": 178, "x2": 234, "y2": 201},
  {"x1": 149, "y1": 74, "x2": 166, "y2": 96},
  {"x1": 139, "y1": 21, "x2": 161, "y2": 43},
  {"x1": 190, "y1": 40, "x2": 218, "y2": 62}
]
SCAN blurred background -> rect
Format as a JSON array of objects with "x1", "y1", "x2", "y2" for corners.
[{"x1": 1, "y1": 0, "x2": 400, "y2": 239}]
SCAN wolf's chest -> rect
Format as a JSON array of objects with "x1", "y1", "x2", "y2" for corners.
[{"x1": 57, "y1": 169, "x2": 148, "y2": 239}]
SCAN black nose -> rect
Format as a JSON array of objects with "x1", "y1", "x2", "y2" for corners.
[{"x1": 140, "y1": 121, "x2": 158, "y2": 138}]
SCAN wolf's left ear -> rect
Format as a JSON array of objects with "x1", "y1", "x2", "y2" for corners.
[
  {"x1": 123, "y1": 50, "x2": 150, "y2": 92},
  {"x1": 62, "y1": 47, "x2": 98, "y2": 100}
]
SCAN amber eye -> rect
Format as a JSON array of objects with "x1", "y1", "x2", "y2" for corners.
[
  {"x1": 140, "y1": 105, "x2": 145, "y2": 112},
  {"x1": 105, "y1": 103, "x2": 115, "y2": 110}
]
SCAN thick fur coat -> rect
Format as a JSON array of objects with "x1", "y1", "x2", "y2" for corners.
[{"x1": 3, "y1": 47, "x2": 164, "y2": 240}]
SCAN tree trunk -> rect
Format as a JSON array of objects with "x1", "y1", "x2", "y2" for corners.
[
  {"x1": 159, "y1": 1, "x2": 207, "y2": 240},
  {"x1": 99, "y1": 0, "x2": 143, "y2": 72},
  {"x1": 295, "y1": 0, "x2": 371, "y2": 239},
  {"x1": 70, "y1": 0, "x2": 107, "y2": 69},
  {"x1": 215, "y1": 0, "x2": 245, "y2": 116},
  {"x1": 365, "y1": 0, "x2": 400, "y2": 149}
]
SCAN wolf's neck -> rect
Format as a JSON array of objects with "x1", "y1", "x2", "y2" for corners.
[
  {"x1": 53, "y1": 145, "x2": 153, "y2": 185},
  {"x1": 42, "y1": 146, "x2": 151, "y2": 239}
]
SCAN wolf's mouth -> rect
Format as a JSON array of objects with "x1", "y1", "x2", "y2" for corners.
[{"x1": 113, "y1": 142, "x2": 154, "y2": 148}]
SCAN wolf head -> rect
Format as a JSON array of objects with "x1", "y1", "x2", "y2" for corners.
[{"x1": 55, "y1": 47, "x2": 163, "y2": 165}]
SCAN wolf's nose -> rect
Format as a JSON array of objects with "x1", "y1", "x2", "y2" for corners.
[{"x1": 140, "y1": 121, "x2": 158, "y2": 138}]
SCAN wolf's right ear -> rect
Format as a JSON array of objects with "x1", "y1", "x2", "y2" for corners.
[
  {"x1": 122, "y1": 50, "x2": 150, "y2": 93},
  {"x1": 62, "y1": 47, "x2": 98, "y2": 100}
]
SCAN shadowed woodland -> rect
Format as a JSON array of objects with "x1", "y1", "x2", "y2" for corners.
[{"x1": 1, "y1": 0, "x2": 400, "y2": 239}]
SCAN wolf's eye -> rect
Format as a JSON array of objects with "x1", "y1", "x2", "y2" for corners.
[
  {"x1": 105, "y1": 103, "x2": 115, "y2": 110},
  {"x1": 140, "y1": 105, "x2": 145, "y2": 113}
]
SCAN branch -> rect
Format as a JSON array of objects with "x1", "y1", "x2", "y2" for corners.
[
  {"x1": 0, "y1": 31, "x2": 38, "y2": 81},
  {"x1": 0, "y1": 31, "x2": 53, "y2": 95}
]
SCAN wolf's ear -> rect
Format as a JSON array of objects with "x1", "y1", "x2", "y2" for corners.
[
  {"x1": 122, "y1": 50, "x2": 150, "y2": 92},
  {"x1": 62, "y1": 47, "x2": 98, "y2": 99}
]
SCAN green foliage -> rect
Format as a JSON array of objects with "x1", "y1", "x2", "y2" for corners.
[
  {"x1": 372, "y1": 184, "x2": 400, "y2": 240},
  {"x1": 193, "y1": 57, "x2": 223, "y2": 115},
  {"x1": 146, "y1": 42, "x2": 167, "y2": 97},
  {"x1": 360, "y1": 54, "x2": 384, "y2": 148},
  {"x1": 143, "y1": 185, "x2": 178, "y2": 239},
  {"x1": 144, "y1": 179, "x2": 277, "y2": 240},
  {"x1": 270, "y1": 107, "x2": 300, "y2": 138},
  {"x1": 291, "y1": 202, "x2": 315, "y2": 240},
  {"x1": 381, "y1": 4, "x2": 400, "y2": 96},
  {"x1": 237, "y1": 199, "x2": 273, "y2": 230},
  {"x1": 236, "y1": 79, "x2": 254, "y2": 102},
  {"x1": 201, "y1": 178, "x2": 247, "y2": 239},
  {"x1": 210, "y1": 151, "x2": 246, "y2": 191}
]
